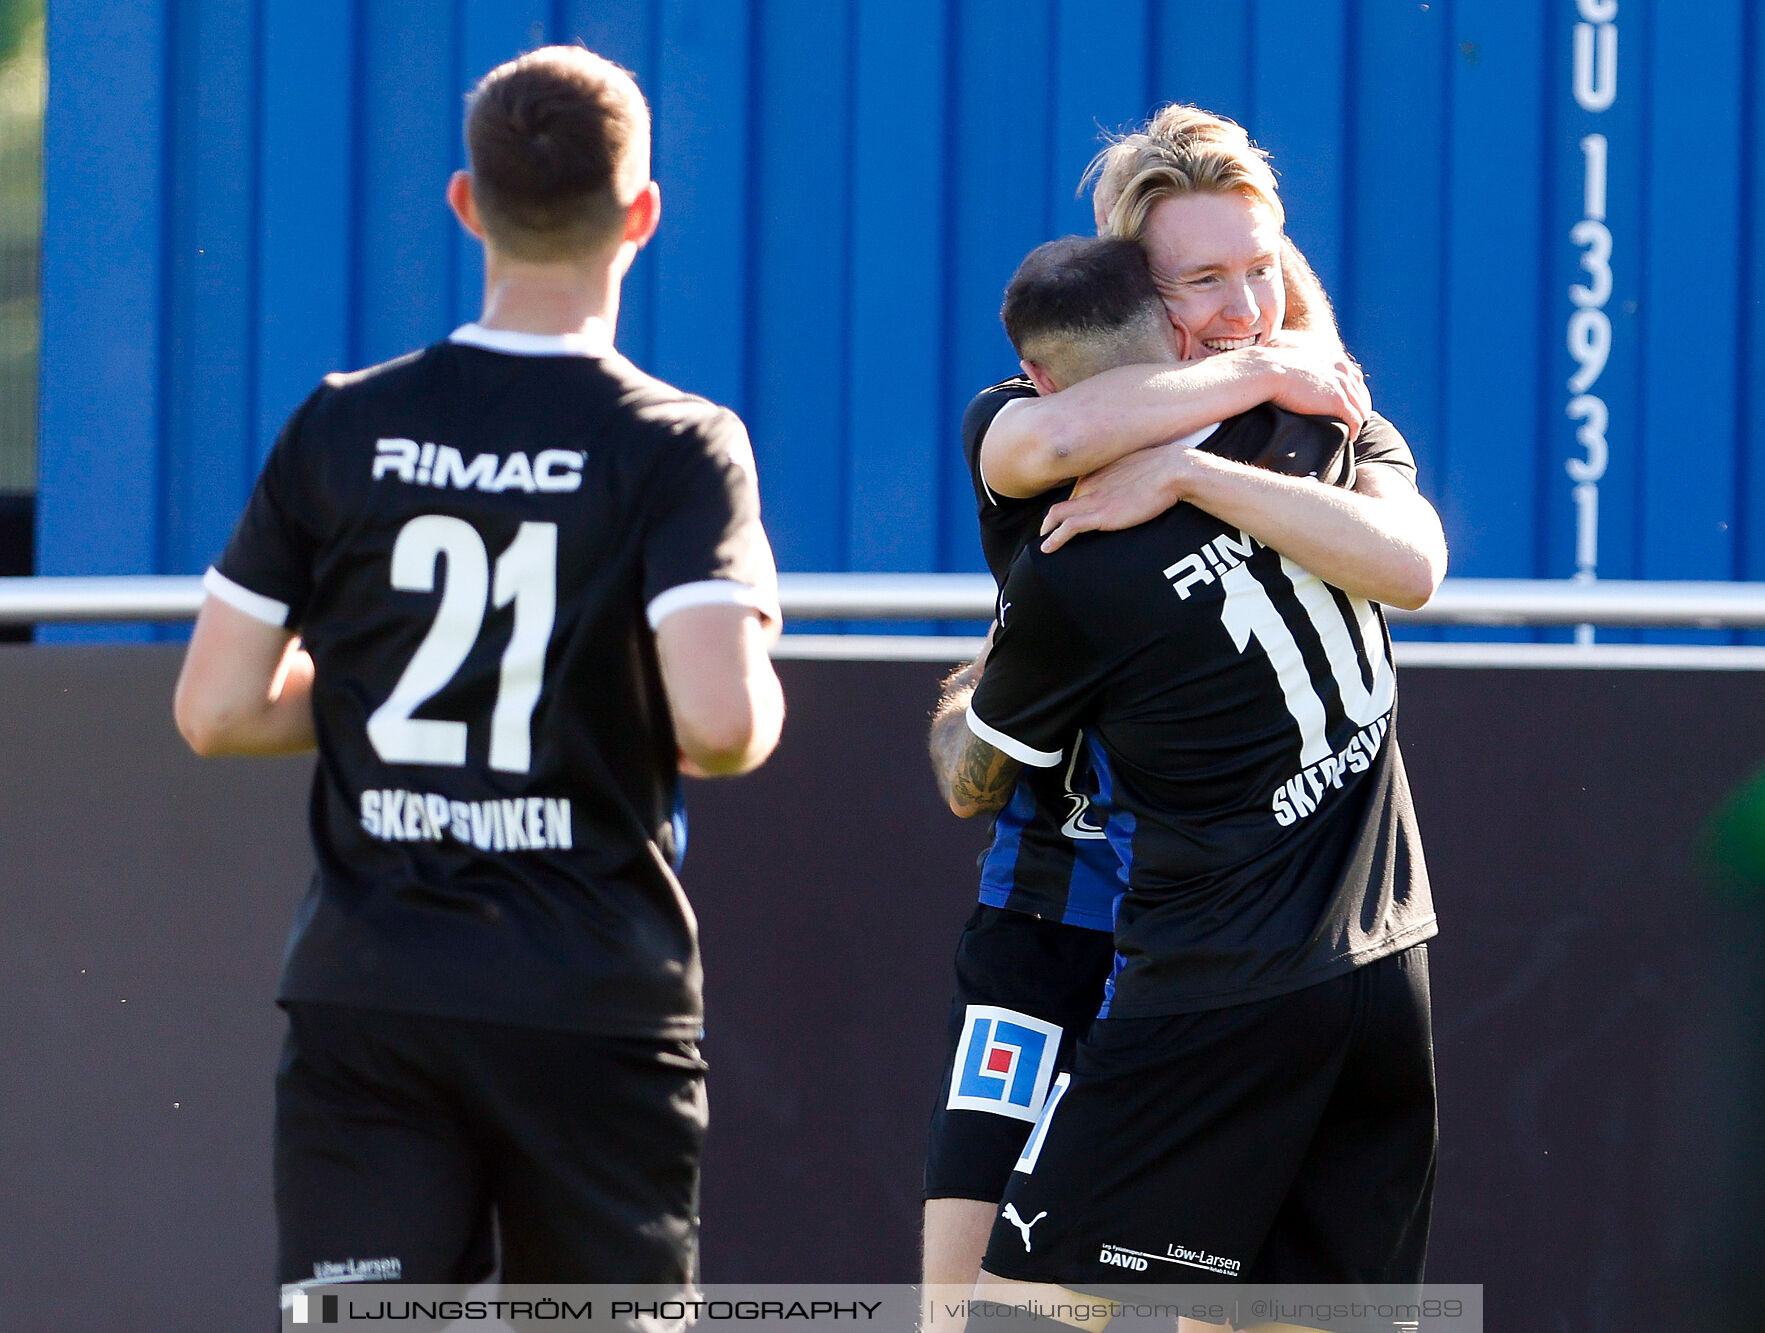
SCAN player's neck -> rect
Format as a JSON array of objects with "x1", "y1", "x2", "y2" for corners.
[{"x1": 476, "y1": 255, "x2": 623, "y2": 343}]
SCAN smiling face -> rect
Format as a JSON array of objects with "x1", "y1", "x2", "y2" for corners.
[{"x1": 1139, "y1": 189, "x2": 1285, "y2": 359}]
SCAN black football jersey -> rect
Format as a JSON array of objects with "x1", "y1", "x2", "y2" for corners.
[
  {"x1": 958, "y1": 376, "x2": 1368, "y2": 932},
  {"x1": 968, "y1": 405, "x2": 1435, "y2": 1017},
  {"x1": 962, "y1": 376, "x2": 1052, "y2": 584},
  {"x1": 958, "y1": 378, "x2": 1153, "y2": 928},
  {"x1": 208, "y1": 324, "x2": 778, "y2": 1038}
]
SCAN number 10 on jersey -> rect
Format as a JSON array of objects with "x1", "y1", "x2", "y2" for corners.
[{"x1": 367, "y1": 515, "x2": 557, "y2": 774}]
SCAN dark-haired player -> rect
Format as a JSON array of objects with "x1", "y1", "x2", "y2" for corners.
[
  {"x1": 922, "y1": 110, "x2": 1443, "y2": 1321},
  {"x1": 174, "y1": 46, "x2": 782, "y2": 1303},
  {"x1": 948, "y1": 211, "x2": 1437, "y2": 1332}
]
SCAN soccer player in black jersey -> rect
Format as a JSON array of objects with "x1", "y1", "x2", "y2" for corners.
[
  {"x1": 945, "y1": 181, "x2": 1440, "y2": 1333},
  {"x1": 921, "y1": 109, "x2": 1443, "y2": 1322},
  {"x1": 173, "y1": 48, "x2": 783, "y2": 1304}
]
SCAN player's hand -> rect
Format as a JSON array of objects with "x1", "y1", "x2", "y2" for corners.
[
  {"x1": 1251, "y1": 339, "x2": 1370, "y2": 435},
  {"x1": 1038, "y1": 442, "x2": 1195, "y2": 553},
  {"x1": 679, "y1": 751, "x2": 714, "y2": 778}
]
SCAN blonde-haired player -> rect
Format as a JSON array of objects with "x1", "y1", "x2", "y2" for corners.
[{"x1": 924, "y1": 105, "x2": 1443, "y2": 1330}]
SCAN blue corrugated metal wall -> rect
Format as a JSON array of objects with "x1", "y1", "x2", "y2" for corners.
[{"x1": 35, "y1": 1, "x2": 1765, "y2": 635}]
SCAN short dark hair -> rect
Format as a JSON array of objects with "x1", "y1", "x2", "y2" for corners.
[
  {"x1": 1001, "y1": 236, "x2": 1168, "y2": 367},
  {"x1": 465, "y1": 46, "x2": 650, "y2": 260}
]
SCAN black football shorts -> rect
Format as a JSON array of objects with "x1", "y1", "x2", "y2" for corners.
[
  {"x1": 924, "y1": 905, "x2": 1117, "y2": 1202},
  {"x1": 982, "y1": 944, "x2": 1436, "y2": 1291},
  {"x1": 275, "y1": 1003, "x2": 708, "y2": 1295}
]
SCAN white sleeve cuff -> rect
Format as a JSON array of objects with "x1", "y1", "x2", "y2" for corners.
[
  {"x1": 646, "y1": 579, "x2": 780, "y2": 631},
  {"x1": 203, "y1": 568, "x2": 291, "y2": 627},
  {"x1": 967, "y1": 708, "x2": 1064, "y2": 768}
]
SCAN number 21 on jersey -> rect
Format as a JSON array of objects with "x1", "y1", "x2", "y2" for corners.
[{"x1": 366, "y1": 515, "x2": 557, "y2": 774}]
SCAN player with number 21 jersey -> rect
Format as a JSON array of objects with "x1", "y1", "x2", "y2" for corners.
[{"x1": 206, "y1": 326, "x2": 777, "y2": 1038}]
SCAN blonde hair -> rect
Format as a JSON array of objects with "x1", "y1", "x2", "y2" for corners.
[{"x1": 1085, "y1": 104, "x2": 1283, "y2": 241}]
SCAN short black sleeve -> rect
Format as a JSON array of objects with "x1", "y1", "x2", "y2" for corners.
[
  {"x1": 210, "y1": 387, "x2": 327, "y2": 627},
  {"x1": 641, "y1": 408, "x2": 779, "y2": 630},
  {"x1": 966, "y1": 557, "x2": 1106, "y2": 769},
  {"x1": 961, "y1": 377, "x2": 1059, "y2": 585},
  {"x1": 1352, "y1": 412, "x2": 1418, "y2": 483}
]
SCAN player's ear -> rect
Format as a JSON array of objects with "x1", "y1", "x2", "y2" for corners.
[
  {"x1": 1021, "y1": 359, "x2": 1060, "y2": 397},
  {"x1": 623, "y1": 182, "x2": 661, "y2": 250},
  {"x1": 447, "y1": 171, "x2": 485, "y2": 240}
]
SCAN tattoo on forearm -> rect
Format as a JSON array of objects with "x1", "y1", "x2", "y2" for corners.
[
  {"x1": 928, "y1": 656, "x2": 1018, "y2": 814},
  {"x1": 947, "y1": 732, "x2": 1018, "y2": 814},
  {"x1": 928, "y1": 662, "x2": 980, "y2": 785}
]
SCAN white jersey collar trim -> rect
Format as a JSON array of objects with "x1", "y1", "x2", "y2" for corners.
[{"x1": 449, "y1": 322, "x2": 614, "y2": 358}]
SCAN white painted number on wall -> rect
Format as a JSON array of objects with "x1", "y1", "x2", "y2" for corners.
[{"x1": 1566, "y1": 1, "x2": 1618, "y2": 617}]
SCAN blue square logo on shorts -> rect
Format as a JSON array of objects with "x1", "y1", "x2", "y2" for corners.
[{"x1": 946, "y1": 1005, "x2": 1062, "y2": 1123}]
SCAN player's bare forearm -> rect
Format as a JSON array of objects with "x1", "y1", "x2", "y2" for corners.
[
  {"x1": 980, "y1": 348, "x2": 1367, "y2": 501},
  {"x1": 1185, "y1": 455, "x2": 1445, "y2": 607},
  {"x1": 943, "y1": 728, "x2": 1020, "y2": 819},
  {"x1": 929, "y1": 659, "x2": 982, "y2": 804},
  {"x1": 929, "y1": 653, "x2": 1020, "y2": 818},
  {"x1": 1040, "y1": 452, "x2": 1446, "y2": 609}
]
